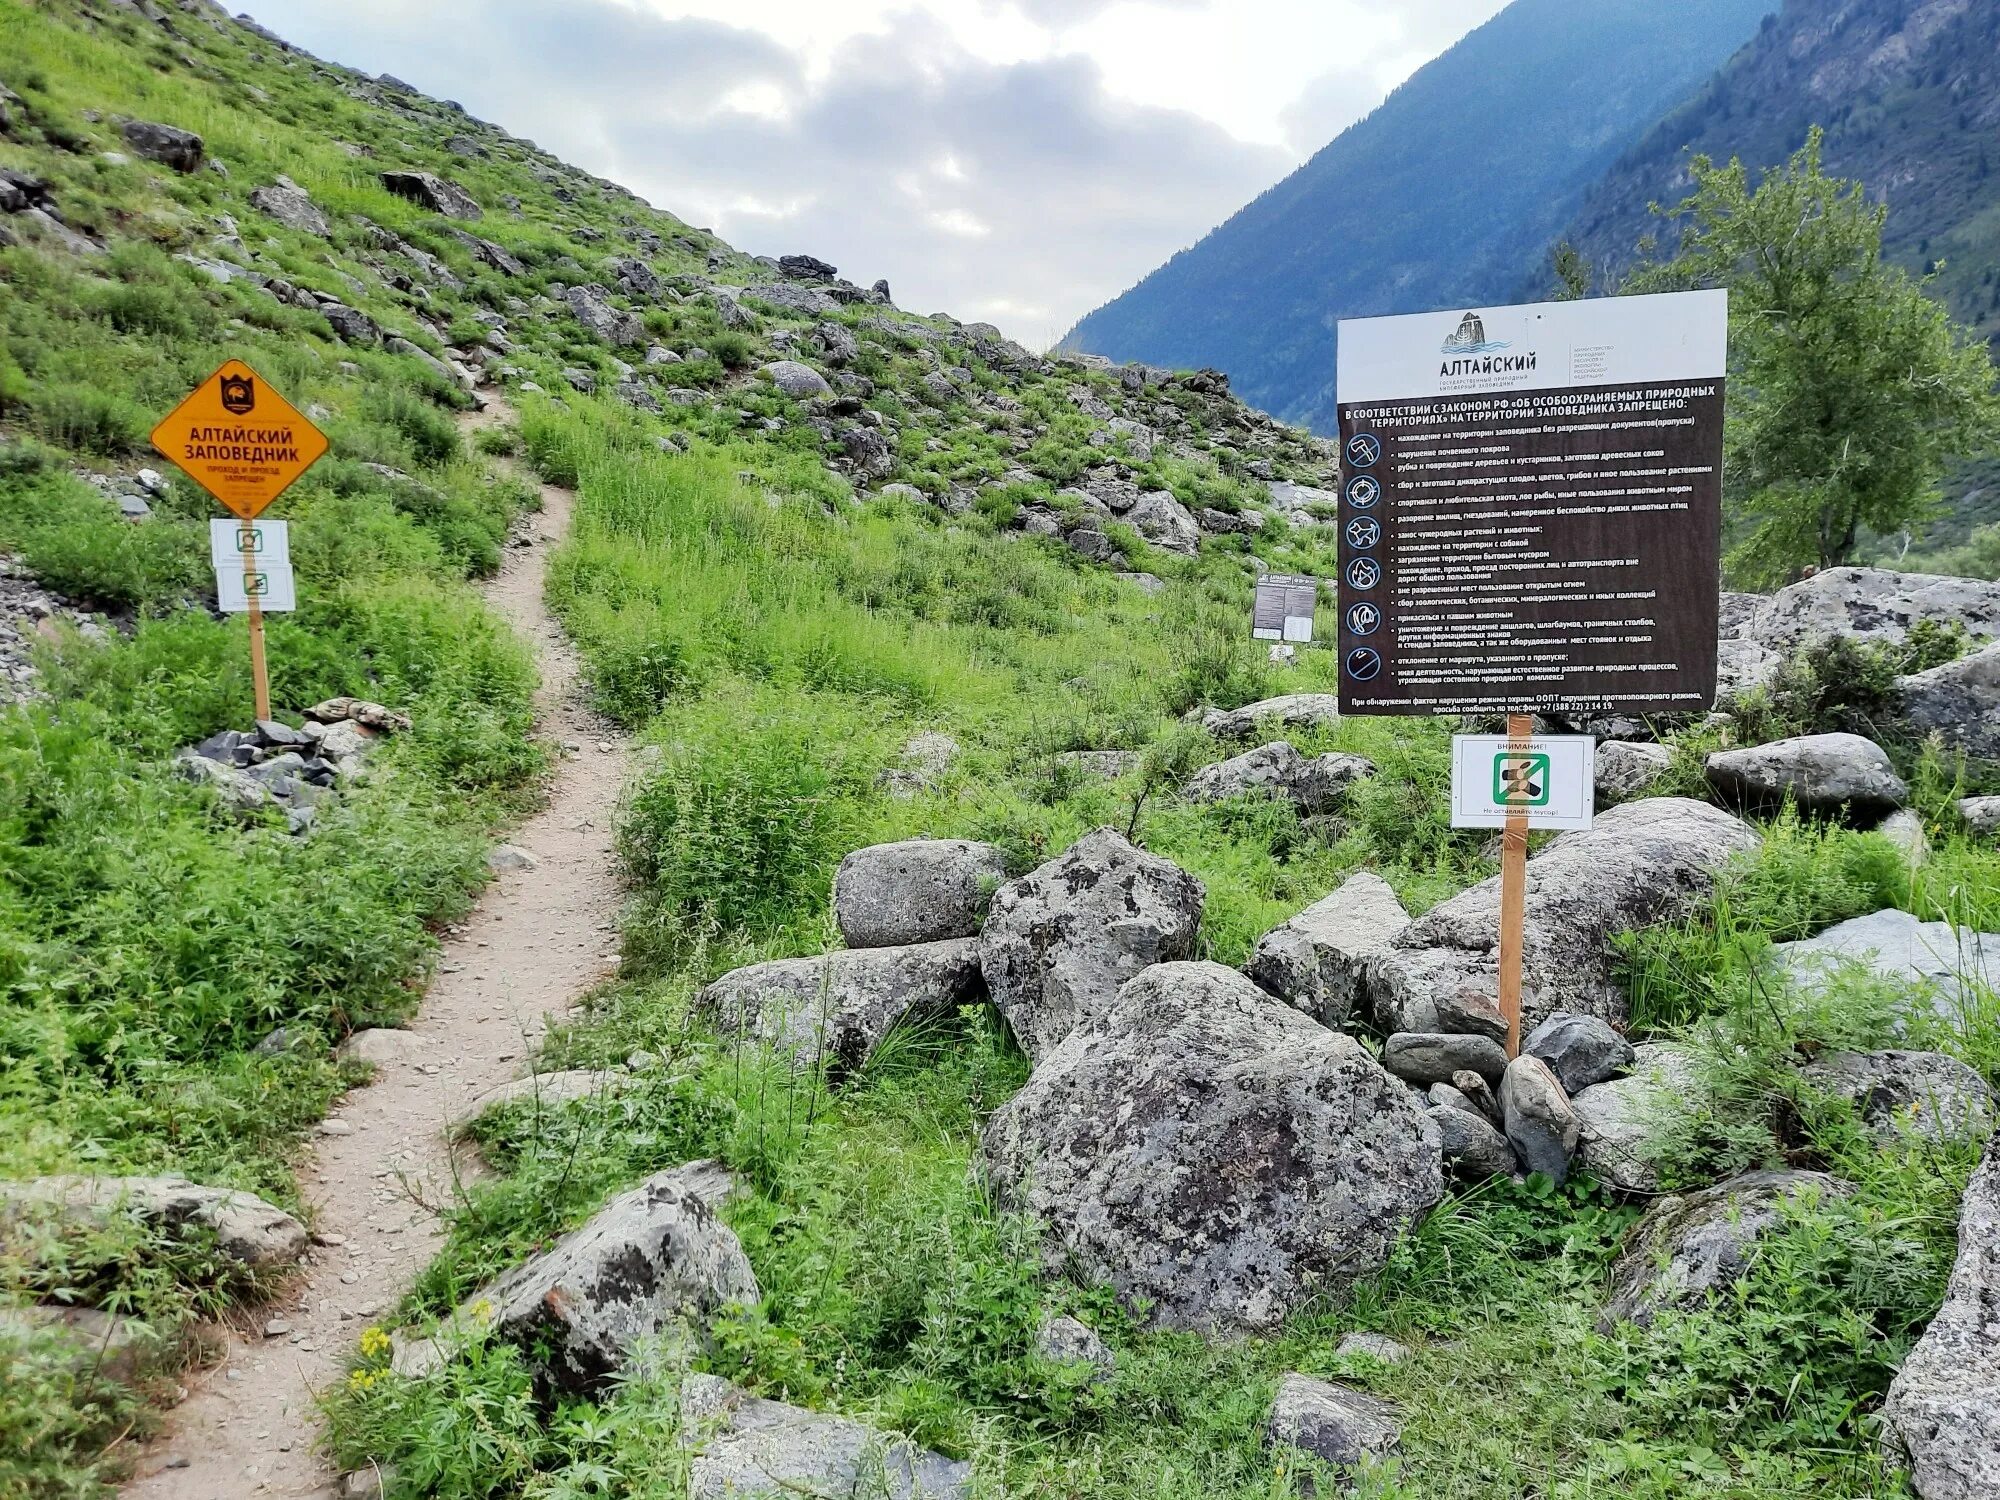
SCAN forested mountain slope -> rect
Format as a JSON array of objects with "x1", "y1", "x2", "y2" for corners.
[{"x1": 1059, "y1": 0, "x2": 1774, "y2": 433}]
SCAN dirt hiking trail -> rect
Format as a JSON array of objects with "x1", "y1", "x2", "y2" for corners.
[{"x1": 123, "y1": 395, "x2": 625, "y2": 1499}]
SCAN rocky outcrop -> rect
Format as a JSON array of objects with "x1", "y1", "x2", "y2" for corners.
[
  {"x1": 1181, "y1": 741, "x2": 1373, "y2": 815},
  {"x1": 1883, "y1": 1146, "x2": 2000, "y2": 1499},
  {"x1": 1199, "y1": 694, "x2": 1342, "y2": 741},
  {"x1": 1124, "y1": 489, "x2": 1201, "y2": 555},
  {"x1": 379, "y1": 169, "x2": 482, "y2": 219},
  {"x1": 1961, "y1": 797, "x2": 2000, "y2": 837},
  {"x1": 1730, "y1": 567, "x2": 2000, "y2": 652},
  {"x1": 1798, "y1": 1049, "x2": 1994, "y2": 1144},
  {"x1": 566, "y1": 284, "x2": 644, "y2": 346},
  {"x1": 977, "y1": 828, "x2": 1203, "y2": 1063},
  {"x1": 1898, "y1": 643, "x2": 2000, "y2": 762},
  {"x1": 0, "y1": 1175, "x2": 307, "y2": 1271},
  {"x1": 758, "y1": 359, "x2": 832, "y2": 399},
  {"x1": 1773, "y1": 909, "x2": 2000, "y2": 1019},
  {"x1": 1705, "y1": 732, "x2": 1908, "y2": 816},
  {"x1": 1242, "y1": 871, "x2": 1410, "y2": 1029},
  {"x1": 121, "y1": 119, "x2": 203, "y2": 172},
  {"x1": 462, "y1": 1164, "x2": 757, "y2": 1396},
  {"x1": 247, "y1": 177, "x2": 328, "y2": 235},
  {"x1": 1600, "y1": 1169, "x2": 1850, "y2": 1331},
  {"x1": 833, "y1": 839, "x2": 1010, "y2": 949},
  {"x1": 982, "y1": 962, "x2": 1442, "y2": 1333},
  {"x1": 695, "y1": 939, "x2": 985, "y2": 1079},
  {"x1": 1264, "y1": 1373, "x2": 1401, "y2": 1480},
  {"x1": 1594, "y1": 741, "x2": 1674, "y2": 804},
  {"x1": 1371, "y1": 798, "x2": 1759, "y2": 1033},
  {"x1": 681, "y1": 1374, "x2": 970, "y2": 1498}
]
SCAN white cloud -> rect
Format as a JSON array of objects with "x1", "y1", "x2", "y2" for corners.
[{"x1": 242, "y1": 0, "x2": 1507, "y2": 343}]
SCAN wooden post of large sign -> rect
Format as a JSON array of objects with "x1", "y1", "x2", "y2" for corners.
[
  {"x1": 241, "y1": 531, "x2": 271, "y2": 721},
  {"x1": 1496, "y1": 712, "x2": 1532, "y2": 1058}
]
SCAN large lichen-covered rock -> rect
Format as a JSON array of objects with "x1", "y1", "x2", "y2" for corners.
[
  {"x1": 1181, "y1": 741, "x2": 1373, "y2": 816},
  {"x1": 1705, "y1": 732, "x2": 1909, "y2": 816},
  {"x1": 1773, "y1": 908, "x2": 2000, "y2": 1020},
  {"x1": 461, "y1": 1163, "x2": 757, "y2": 1396},
  {"x1": 0, "y1": 1175, "x2": 308, "y2": 1271},
  {"x1": 982, "y1": 962, "x2": 1442, "y2": 1333},
  {"x1": 832, "y1": 839, "x2": 1009, "y2": 949},
  {"x1": 1198, "y1": 693, "x2": 1342, "y2": 742},
  {"x1": 1570, "y1": 1042, "x2": 1701, "y2": 1193},
  {"x1": 378, "y1": 169, "x2": 483, "y2": 219},
  {"x1": 1599, "y1": 1169, "x2": 1850, "y2": 1331},
  {"x1": 1263, "y1": 1372, "x2": 1402, "y2": 1479},
  {"x1": 977, "y1": 827, "x2": 1203, "y2": 1062},
  {"x1": 1371, "y1": 798, "x2": 1759, "y2": 1034},
  {"x1": 1798, "y1": 1050, "x2": 1994, "y2": 1144},
  {"x1": 1243, "y1": 871, "x2": 1410, "y2": 1028},
  {"x1": 1730, "y1": 567, "x2": 2000, "y2": 652},
  {"x1": 680, "y1": 1374, "x2": 970, "y2": 1498},
  {"x1": 1898, "y1": 643, "x2": 2000, "y2": 762},
  {"x1": 1883, "y1": 1146, "x2": 2000, "y2": 1499},
  {"x1": 695, "y1": 939, "x2": 984, "y2": 1080}
]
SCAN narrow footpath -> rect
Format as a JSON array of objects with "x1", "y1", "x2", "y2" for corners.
[{"x1": 123, "y1": 396, "x2": 624, "y2": 1499}]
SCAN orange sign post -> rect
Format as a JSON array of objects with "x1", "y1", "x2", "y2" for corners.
[{"x1": 151, "y1": 360, "x2": 327, "y2": 719}]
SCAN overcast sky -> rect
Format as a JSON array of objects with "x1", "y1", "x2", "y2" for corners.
[{"x1": 245, "y1": 0, "x2": 1511, "y2": 346}]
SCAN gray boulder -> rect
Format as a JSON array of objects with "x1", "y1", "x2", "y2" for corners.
[
  {"x1": 695, "y1": 939, "x2": 984, "y2": 1080},
  {"x1": 1383, "y1": 1032, "x2": 1508, "y2": 1087},
  {"x1": 1773, "y1": 909, "x2": 2000, "y2": 1020},
  {"x1": 977, "y1": 827, "x2": 1202, "y2": 1063},
  {"x1": 681, "y1": 1375, "x2": 970, "y2": 1499},
  {"x1": 1242, "y1": 871, "x2": 1410, "y2": 1028},
  {"x1": 1055, "y1": 749, "x2": 1141, "y2": 781},
  {"x1": 464, "y1": 1163, "x2": 758, "y2": 1396},
  {"x1": 1372, "y1": 798, "x2": 1759, "y2": 1033},
  {"x1": 566, "y1": 284, "x2": 644, "y2": 346},
  {"x1": 1523, "y1": 1013, "x2": 1634, "y2": 1095},
  {"x1": 1182, "y1": 741, "x2": 1373, "y2": 816},
  {"x1": 1705, "y1": 732, "x2": 1908, "y2": 815},
  {"x1": 0, "y1": 1175, "x2": 307, "y2": 1270},
  {"x1": 1600, "y1": 1169, "x2": 1850, "y2": 1330},
  {"x1": 379, "y1": 169, "x2": 482, "y2": 219},
  {"x1": 1500, "y1": 1054, "x2": 1580, "y2": 1184},
  {"x1": 1125, "y1": 489, "x2": 1202, "y2": 555},
  {"x1": 1035, "y1": 1314, "x2": 1114, "y2": 1380},
  {"x1": 1432, "y1": 1103, "x2": 1517, "y2": 1180},
  {"x1": 121, "y1": 119, "x2": 203, "y2": 172},
  {"x1": 1263, "y1": 1373, "x2": 1401, "y2": 1478},
  {"x1": 982, "y1": 962, "x2": 1442, "y2": 1333},
  {"x1": 1882, "y1": 1145, "x2": 2000, "y2": 1499},
  {"x1": 1571, "y1": 1043, "x2": 1700, "y2": 1193},
  {"x1": 1200, "y1": 694, "x2": 1342, "y2": 741},
  {"x1": 1731, "y1": 567, "x2": 2000, "y2": 652},
  {"x1": 1595, "y1": 741, "x2": 1674, "y2": 804},
  {"x1": 833, "y1": 839, "x2": 1009, "y2": 949},
  {"x1": 248, "y1": 177, "x2": 327, "y2": 235},
  {"x1": 1898, "y1": 643, "x2": 2000, "y2": 762},
  {"x1": 1798, "y1": 1050, "x2": 1994, "y2": 1144},
  {"x1": 759, "y1": 360, "x2": 832, "y2": 399},
  {"x1": 1961, "y1": 797, "x2": 2000, "y2": 837}
]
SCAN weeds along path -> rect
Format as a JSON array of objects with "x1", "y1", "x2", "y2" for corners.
[{"x1": 123, "y1": 394, "x2": 627, "y2": 1499}]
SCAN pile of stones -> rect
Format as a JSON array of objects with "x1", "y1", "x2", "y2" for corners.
[{"x1": 174, "y1": 696, "x2": 411, "y2": 833}]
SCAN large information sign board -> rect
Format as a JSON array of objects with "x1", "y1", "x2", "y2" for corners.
[{"x1": 1334, "y1": 291, "x2": 1727, "y2": 717}]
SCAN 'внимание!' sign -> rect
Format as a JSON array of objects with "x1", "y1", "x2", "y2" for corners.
[{"x1": 1334, "y1": 291, "x2": 1727, "y2": 717}]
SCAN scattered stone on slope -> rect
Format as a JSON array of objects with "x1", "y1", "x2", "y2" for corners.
[
  {"x1": 977, "y1": 827, "x2": 1203, "y2": 1062},
  {"x1": 1055, "y1": 748, "x2": 1142, "y2": 781},
  {"x1": 982, "y1": 961, "x2": 1442, "y2": 1332},
  {"x1": 1880, "y1": 808, "x2": 1931, "y2": 864},
  {"x1": 833, "y1": 838, "x2": 1010, "y2": 949},
  {"x1": 1500, "y1": 1053, "x2": 1580, "y2": 1184},
  {"x1": 1600, "y1": 1170, "x2": 1851, "y2": 1331},
  {"x1": 461, "y1": 1164, "x2": 758, "y2": 1396},
  {"x1": 1882, "y1": 1144, "x2": 2000, "y2": 1499},
  {"x1": 0, "y1": 1175, "x2": 307, "y2": 1271},
  {"x1": 1, "y1": 555, "x2": 101, "y2": 704},
  {"x1": 1962, "y1": 797, "x2": 2000, "y2": 837},
  {"x1": 379, "y1": 169, "x2": 482, "y2": 219},
  {"x1": 1124, "y1": 489, "x2": 1202, "y2": 555},
  {"x1": 758, "y1": 359, "x2": 832, "y2": 399},
  {"x1": 1570, "y1": 1042, "x2": 1699, "y2": 1193},
  {"x1": 1198, "y1": 693, "x2": 1343, "y2": 741},
  {"x1": 1898, "y1": 642, "x2": 2000, "y2": 761},
  {"x1": 1242, "y1": 871, "x2": 1410, "y2": 1029},
  {"x1": 1773, "y1": 909, "x2": 2000, "y2": 1020},
  {"x1": 1431, "y1": 1103, "x2": 1517, "y2": 1179},
  {"x1": 1594, "y1": 741, "x2": 1674, "y2": 804},
  {"x1": 680, "y1": 1374, "x2": 971, "y2": 1499},
  {"x1": 1035, "y1": 1314, "x2": 1115, "y2": 1380},
  {"x1": 1335, "y1": 1331, "x2": 1412, "y2": 1365},
  {"x1": 0, "y1": 1305, "x2": 164, "y2": 1385},
  {"x1": 1370, "y1": 798, "x2": 1760, "y2": 1034},
  {"x1": 1798, "y1": 1050, "x2": 1994, "y2": 1144},
  {"x1": 120, "y1": 118, "x2": 203, "y2": 171},
  {"x1": 1383, "y1": 1032, "x2": 1508, "y2": 1087},
  {"x1": 1705, "y1": 732, "x2": 1908, "y2": 816},
  {"x1": 695, "y1": 938, "x2": 985, "y2": 1079},
  {"x1": 451, "y1": 1069, "x2": 635, "y2": 1130},
  {"x1": 1181, "y1": 740, "x2": 1373, "y2": 815},
  {"x1": 247, "y1": 176, "x2": 327, "y2": 235},
  {"x1": 878, "y1": 730, "x2": 959, "y2": 797},
  {"x1": 1263, "y1": 1373, "x2": 1402, "y2": 1480},
  {"x1": 1523, "y1": 1013, "x2": 1634, "y2": 1096},
  {"x1": 565, "y1": 283, "x2": 643, "y2": 346}
]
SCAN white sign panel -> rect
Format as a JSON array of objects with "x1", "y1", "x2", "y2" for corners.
[
  {"x1": 210, "y1": 517, "x2": 290, "y2": 569},
  {"x1": 216, "y1": 558, "x2": 296, "y2": 613},
  {"x1": 1253, "y1": 573, "x2": 1320, "y2": 643},
  {"x1": 1450, "y1": 734, "x2": 1595, "y2": 831}
]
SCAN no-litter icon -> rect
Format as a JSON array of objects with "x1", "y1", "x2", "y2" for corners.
[{"x1": 1493, "y1": 751, "x2": 1551, "y2": 807}]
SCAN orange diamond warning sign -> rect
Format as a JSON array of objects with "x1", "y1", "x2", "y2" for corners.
[{"x1": 150, "y1": 359, "x2": 329, "y2": 519}]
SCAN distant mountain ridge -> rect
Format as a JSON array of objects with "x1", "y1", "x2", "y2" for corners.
[{"x1": 1059, "y1": 0, "x2": 1776, "y2": 434}]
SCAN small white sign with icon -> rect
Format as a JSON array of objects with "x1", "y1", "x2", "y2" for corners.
[
  {"x1": 211, "y1": 518, "x2": 296, "y2": 613},
  {"x1": 1450, "y1": 734, "x2": 1595, "y2": 831}
]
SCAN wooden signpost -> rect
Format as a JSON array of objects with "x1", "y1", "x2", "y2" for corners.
[
  {"x1": 151, "y1": 360, "x2": 327, "y2": 720},
  {"x1": 1334, "y1": 292, "x2": 1729, "y2": 1056}
]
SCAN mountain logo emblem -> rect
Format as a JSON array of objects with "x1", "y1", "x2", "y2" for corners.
[
  {"x1": 1441, "y1": 312, "x2": 1511, "y2": 356},
  {"x1": 220, "y1": 373, "x2": 257, "y2": 414}
]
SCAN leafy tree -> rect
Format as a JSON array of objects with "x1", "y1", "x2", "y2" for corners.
[
  {"x1": 1549, "y1": 240, "x2": 1593, "y2": 301},
  {"x1": 1632, "y1": 129, "x2": 2000, "y2": 584}
]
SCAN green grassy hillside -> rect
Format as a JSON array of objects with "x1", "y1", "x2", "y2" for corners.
[{"x1": 2, "y1": 3, "x2": 1998, "y2": 1498}]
